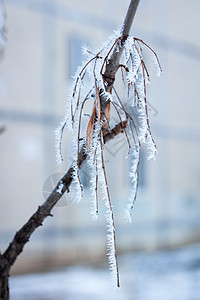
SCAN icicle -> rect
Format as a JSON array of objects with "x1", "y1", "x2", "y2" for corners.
[
  {"x1": 125, "y1": 145, "x2": 140, "y2": 221},
  {"x1": 145, "y1": 132, "x2": 157, "y2": 161},
  {"x1": 152, "y1": 53, "x2": 162, "y2": 77},
  {"x1": 71, "y1": 164, "x2": 82, "y2": 203},
  {"x1": 123, "y1": 36, "x2": 133, "y2": 61},
  {"x1": 88, "y1": 157, "x2": 98, "y2": 221},
  {"x1": 96, "y1": 140, "x2": 120, "y2": 287},
  {"x1": 87, "y1": 122, "x2": 101, "y2": 221}
]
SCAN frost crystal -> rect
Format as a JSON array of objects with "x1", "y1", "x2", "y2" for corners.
[
  {"x1": 56, "y1": 32, "x2": 161, "y2": 287},
  {"x1": 56, "y1": 181, "x2": 64, "y2": 195}
]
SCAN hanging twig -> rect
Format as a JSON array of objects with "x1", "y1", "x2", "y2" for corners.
[
  {"x1": 99, "y1": 134, "x2": 120, "y2": 287},
  {"x1": 1, "y1": 0, "x2": 162, "y2": 297},
  {"x1": 0, "y1": 121, "x2": 128, "y2": 298}
]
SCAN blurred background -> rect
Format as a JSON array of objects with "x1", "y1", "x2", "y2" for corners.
[{"x1": 0, "y1": 0, "x2": 200, "y2": 299}]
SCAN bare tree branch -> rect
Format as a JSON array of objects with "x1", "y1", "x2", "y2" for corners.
[
  {"x1": 0, "y1": 1, "x2": 140, "y2": 298},
  {"x1": 100, "y1": 0, "x2": 140, "y2": 136},
  {"x1": 122, "y1": 0, "x2": 140, "y2": 36},
  {"x1": 0, "y1": 121, "x2": 127, "y2": 297},
  {"x1": 102, "y1": 0, "x2": 140, "y2": 93}
]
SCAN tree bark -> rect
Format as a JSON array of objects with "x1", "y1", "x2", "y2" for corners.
[
  {"x1": 102, "y1": 0, "x2": 140, "y2": 92},
  {"x1": 0, "y1": 254, "x2": 9, "y2": 300},
  {"x1": 0, "y1": 275, "x2": 9, "y2": 300},
  {"x1": 100, "y1": 0, "x2": 140, "y2": 132},
  {"x1": 0, "y1": 1, "x2": 140, "y2": 298}
]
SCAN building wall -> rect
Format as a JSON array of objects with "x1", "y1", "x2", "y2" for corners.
[{"x1": 0, "y1": 0, "x2": 200, "y2": 274}]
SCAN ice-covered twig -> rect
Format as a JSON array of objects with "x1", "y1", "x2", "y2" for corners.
[
  {"x1": 0, "y1": 120, "x2": 127, "y2": 297},
  {"x1": 55, "y1": 29, "x2": 161, "y2": 286}
]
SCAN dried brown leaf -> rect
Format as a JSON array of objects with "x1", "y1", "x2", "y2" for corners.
[{"x1": 86, "y1": 103, "x2": 96, "y2": 151}]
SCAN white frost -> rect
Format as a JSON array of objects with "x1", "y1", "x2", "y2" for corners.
[
  {"x1": 55, "y1": 31, "x2": 161, "y2": 285},
  {"x1": 56, "y1": 181, "x2": 64, "y2": 195}
]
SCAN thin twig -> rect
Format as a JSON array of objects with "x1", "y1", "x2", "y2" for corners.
[
  {"x1": 0, "y1": 121, "x2": 128, "y2": 276},
  {"x1": 0, "y1": 1, "x2": 141, "y2": 296},
  {"x1": 100, "y1": 133, "x2": 120, "y2": 287},
  {"x1": 111, "y1": 101, "x2": 131, "y2": 153},
  {"x1": 95, "y1": 157, "x2": 99, "y2": 215}
]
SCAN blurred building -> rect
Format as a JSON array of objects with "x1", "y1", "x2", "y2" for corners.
[{"x1": 0, "y1": 0, "x2": 200, "y2": 274}]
